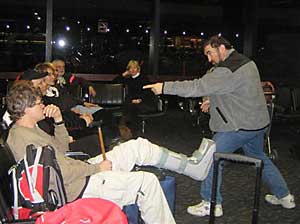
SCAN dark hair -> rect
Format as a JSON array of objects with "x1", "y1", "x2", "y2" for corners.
[
  {"x1": 6, "y1": 80, "x2": 42, "y2": 122},
  {"x1": 203, "y1": 35, "x2": 232, "y2": 50}
]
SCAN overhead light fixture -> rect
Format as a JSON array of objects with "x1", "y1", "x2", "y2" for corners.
[{"x1": 57, "y1": 39, "x2": 66, "y2": 48}]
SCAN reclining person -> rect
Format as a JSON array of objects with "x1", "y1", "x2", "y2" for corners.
[{"x1": 6, "y1": 80, "x2": 215, "y2": 224}]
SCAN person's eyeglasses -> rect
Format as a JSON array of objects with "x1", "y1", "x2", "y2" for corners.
[{"x1": 34, "y1": 100, "x2": 44, "y2": 106}]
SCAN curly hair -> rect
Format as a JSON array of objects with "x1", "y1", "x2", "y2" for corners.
[{"x1": 6, "y1": 80, "x2": 42, "y2": 122}]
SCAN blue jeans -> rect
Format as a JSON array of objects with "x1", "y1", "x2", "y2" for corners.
[{"x1": 200, "y1": 128, "x2": 290, "y2": 204}]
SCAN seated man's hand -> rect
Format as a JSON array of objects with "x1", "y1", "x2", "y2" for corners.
[
  {"x1": 44, "y1": 104, "x2": 63, "y2": 123},
  {"x1": 83, "y1": 102, "x2": 99, "y2": 108},
  {"x1": 131, "y1": 99, "x2": 142, "y2": 104},
  {"x1": 89, "y1": 86, "x2": 97, "y2": 97},
  {"x1": 143, "y1": 83, "x2": 163, "y2": 95},
  {"x1": 71, "y1": 108, "x2": 81, "y2": 114},
  {"x1": 99, "y1": 159, "x2": 112, "y2": 171},
  {"x1": 80, "y1": 113, "x2": 94, "y2": 126},
  {"x1": 69, "y1": 136, "x2": 74, "y2": 143}
]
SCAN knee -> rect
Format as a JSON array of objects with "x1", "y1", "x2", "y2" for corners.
[
  {"x1": 142, "y1": 172, "x2": 160, "y2": 186},
  {"x1": 136, "y1": 137, "x2": 149, "y2": 144}
]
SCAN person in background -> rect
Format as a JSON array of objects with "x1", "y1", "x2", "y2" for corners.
[
  {"x1": 114, "y1": 60, "x2": 158, "y2": 132},
  {"x1": 52, "y1": 59, "x2": 101, "y2": 115},
  {"x1": 144, "y1": 35, "x2": 295, "y2": 217},
  {"x1": 52, "y1": 59, "x2": 96, "y2": 98},
  {"x1": 50, "y1": 61, "x2": 129, "y2": 141},
  {"x1": 34, "y1": 63, "x2": 131, "y2": 150}
]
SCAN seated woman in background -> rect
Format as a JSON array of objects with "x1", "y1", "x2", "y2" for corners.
[{"x1": 114, "y1": 60, "x2": 158, "y2": 132}]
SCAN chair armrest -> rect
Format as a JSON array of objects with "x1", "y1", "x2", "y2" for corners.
[{"x1": 65, "y1": 151, "x2": 91, "y2": 161}]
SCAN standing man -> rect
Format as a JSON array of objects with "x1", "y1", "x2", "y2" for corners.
[{"x1": 144, "y1": 35, "x2": 295, "y2": 217}]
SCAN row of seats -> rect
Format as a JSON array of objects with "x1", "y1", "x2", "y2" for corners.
[
  {"x1": 71, "y1": 83, "x2": 169, "y2": 134},
  {"x1": 275, "y1": 85, "x2": 300, "y2": 119}
]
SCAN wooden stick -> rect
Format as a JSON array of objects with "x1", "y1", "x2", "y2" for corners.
[{"x1": 98, "y1": 127, "x2": 107, "y2": 160}]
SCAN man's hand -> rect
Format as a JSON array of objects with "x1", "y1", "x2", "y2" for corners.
[
  {"x1": 99, "y1": 159, "x2": 112, "y2": 171},
  {"x1": 132, "y1": 99, "x2": 142, "y2": 104},
  {"x1": 80, "y1": 113, "x2": 94, "y2": 126},
  {"x1": 89, "y1": 86, "x2": 96, "y2": 97},
  {"x1": 43, "y1": 104, "x2": 63, "y2": 123},
  {"x1": 83, "y1": 102, "x2": 98, "y2": 108},
  {"x1": 143, "y1": 83, "x2": 163, "y2": 95},
  {"x1": 69, "y1": 136, "x2": 74, "y2": 143},
  {"x1": 71, "y1": 108, "x2": 81, "y2": 114},
  {"x1": 200, "y1": 100, "x2": 210, "y2": 113}
]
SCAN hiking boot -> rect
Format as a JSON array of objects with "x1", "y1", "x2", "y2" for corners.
[
  {"x1": 187, "y1": 200, "x2": 223, "y2": 217},
  {"x1": 265, "y1": 194, "x2": 296, "y2": 209}
]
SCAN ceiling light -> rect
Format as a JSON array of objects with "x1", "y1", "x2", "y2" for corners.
[{"x1": 57, "y1": 39, "x2": 66, "y2": 48}]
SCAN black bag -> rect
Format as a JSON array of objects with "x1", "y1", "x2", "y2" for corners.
[{"x1": 10, "y1": 144, "x2": 67, "y2": 219}]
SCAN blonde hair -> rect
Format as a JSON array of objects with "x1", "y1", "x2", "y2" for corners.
[
  {"x1": 35, "y1": 62, "x2": 56, "y2": 76},
  {"x1": 126, "y1": 60, "x2": 140, "y2": 72},
  {"x1": 52, "y1": 59, "x2": 65, "y2": 66}
]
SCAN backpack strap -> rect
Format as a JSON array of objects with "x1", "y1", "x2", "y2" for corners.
[
  {"x1": 23, "y1": 147, "x2": 44, "y2": 203},
  {"x1": 8, "y1": 165, "x2": 19, "y2": 219}
]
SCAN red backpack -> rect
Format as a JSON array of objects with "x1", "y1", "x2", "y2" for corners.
[{"x1": 10, "y1": 145, "x2": 67, "y2": 219}]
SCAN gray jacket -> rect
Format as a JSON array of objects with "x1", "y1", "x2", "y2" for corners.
[{"x1": 164, "y1": 50, "x2": 270, "y2": 132}]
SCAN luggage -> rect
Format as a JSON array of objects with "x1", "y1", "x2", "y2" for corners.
[
  {"x1": 209, "y1": 152, "x2": 263, "y2": 224},
  {"x1": 35, "y1": 198, "x2": 128, "y2": 224},
  {"x1": 123, "y1": 167, "x2": 176, "y2": 224}
]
